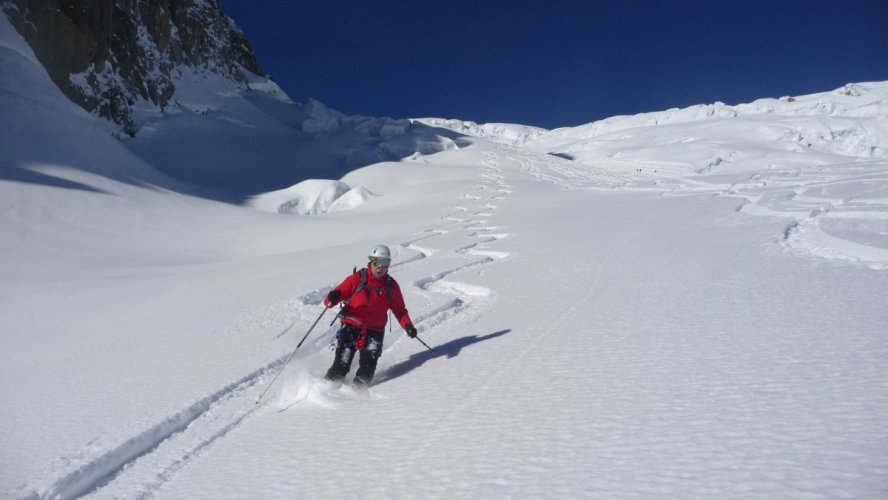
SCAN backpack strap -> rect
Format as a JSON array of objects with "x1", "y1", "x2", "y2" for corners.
[
  {"x1": 353, "y1": 267, "x2": 394, "y2": 300},
  {"x1": 354, "y1": 267, "x2": 369, "y2": 296}
]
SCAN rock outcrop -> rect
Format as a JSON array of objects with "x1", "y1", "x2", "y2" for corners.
[{"x1": 2, "y1": 0, "x2": 264, "y2": 133}]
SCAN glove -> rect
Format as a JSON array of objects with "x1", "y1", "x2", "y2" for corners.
[
  {"x1": 405, "y1": 323, "x2": 417, "y2": 338},
  {"x1": 325, "y1": 289, "x2": 342, "y2": 307}
]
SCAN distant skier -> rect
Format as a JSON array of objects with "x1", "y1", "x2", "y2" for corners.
[{"x1": 323, "y1": 244, "x2": 417, "y2": 386}]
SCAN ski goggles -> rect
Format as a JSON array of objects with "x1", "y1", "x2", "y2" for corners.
[{"x1": 369, "y1": 257, "x2": 391, "y2": 269}]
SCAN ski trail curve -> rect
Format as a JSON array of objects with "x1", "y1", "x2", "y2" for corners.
[{"x1": 387, "y1": 151, "x2": 512, "y2": 343}]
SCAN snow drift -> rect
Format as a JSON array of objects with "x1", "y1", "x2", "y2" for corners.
[{"x1": 247, "y1": 179, "x2": 377, "y2": 215}]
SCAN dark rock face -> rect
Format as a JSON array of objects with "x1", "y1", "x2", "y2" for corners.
[{"x1": 3, "y1": 0, "x2": 264, "y2": 133}]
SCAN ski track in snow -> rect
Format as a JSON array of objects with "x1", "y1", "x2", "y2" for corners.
[
  {"x1": 513, "y1": 143, "x2": 888, "y2": 271},
  {"x1": 392, "y1": 151, "x2": 511, "y2": 342},
  {"x1": 398, "y1": 196, "x2": 653, "y2": 467},
  {"x1": 645, "y1": 160, "x2": 888, "y2": 270},
  {"x1": 32, "y1": 151, "x2": 514, "y2": 500}
]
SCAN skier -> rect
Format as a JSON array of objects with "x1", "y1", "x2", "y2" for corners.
[{"x1": 323, "y1": 244, "x2": 417, "y2": 386}]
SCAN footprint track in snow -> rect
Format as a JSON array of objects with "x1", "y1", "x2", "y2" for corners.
[
  {"x1": 386, "y1": 151, "x2": 512, "y2": 343},
  {"x1": 392, "y1": 152, "x2": 517, "y2": 461}
]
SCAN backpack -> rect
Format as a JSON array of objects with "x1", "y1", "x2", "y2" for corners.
[{"x1": 352, "y1": 266, "x2": 394, "y2": 300}]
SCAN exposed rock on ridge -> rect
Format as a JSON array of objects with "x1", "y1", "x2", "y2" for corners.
[{"x1": 2, "y1": 0, "x2": 264, "y2": 133}]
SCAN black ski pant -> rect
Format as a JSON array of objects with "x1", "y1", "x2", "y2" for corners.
[{"x1": 325, "y1": 324, "x2": 384, "y2": 386}]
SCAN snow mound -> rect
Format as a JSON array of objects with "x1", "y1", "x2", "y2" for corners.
[
  {"x1": 378, "y1": 132, "x2": 460, "y2": 159},
  {"x1": 244, "y1": 72, "x2": 292, "y2": 103},
  {"x1": 415, "y1": 118, "x2": 548, "y2": 146},
  {"x1": 247, "y1": 179, "x2": 376, "y2": 215},
  {"x1": 328, "y1": 185, "x2": 376, "y2": 212},
  {"x1": 301, "y1": 99, "x2": 346, "y2": 134}
]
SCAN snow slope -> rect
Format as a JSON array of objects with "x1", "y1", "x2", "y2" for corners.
[{"x1": 2, "y1": 13, "x2": 887, "y2": 500}]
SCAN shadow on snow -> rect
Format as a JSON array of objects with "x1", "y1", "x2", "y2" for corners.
[{"x1": 375, "y1": 329, "x2": 511, "y2": 385}]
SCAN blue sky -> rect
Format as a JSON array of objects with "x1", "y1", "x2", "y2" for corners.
[{"x1": 222, "y1": 0, "x2": 888, "y2": 129}]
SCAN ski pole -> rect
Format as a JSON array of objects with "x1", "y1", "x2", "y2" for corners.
[
  {"x1": 330, "y1": 300, "x2": 350, "y2": 326},
  {"x1": 414, "y1": 335, "x2": 435, "y2": 352},
  {"x1": 255, "y1": 307, "x2": 329, "y2": 405},
  {"x1": 329, "y1": 308, "x2": 343, "y2": 327}
]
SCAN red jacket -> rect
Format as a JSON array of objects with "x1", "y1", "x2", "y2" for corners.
[{"x1": 325, "y1": 265, "x2": 412, "y2": 332}]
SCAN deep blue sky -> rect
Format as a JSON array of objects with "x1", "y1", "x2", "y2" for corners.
[{"x1": 222, "y1": 0, "x2": 888, "y2": 129}]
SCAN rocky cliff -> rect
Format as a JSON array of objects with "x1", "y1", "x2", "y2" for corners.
[{"x1": 2, "y1": 0, "x2": 265, "y2": 133}]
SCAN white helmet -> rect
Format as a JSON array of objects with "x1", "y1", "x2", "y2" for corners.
[{"x1": 369, "y1": 244, "x2": 391, "y2": 262}]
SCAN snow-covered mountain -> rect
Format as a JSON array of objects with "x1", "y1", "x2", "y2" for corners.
[
  {"x1": 2, "y1": 0, "x2": 268, "y2": 133},
  {"x1": 2, "y1": 7, "x2": 887, "y2": 500},
  {"x1": 427, "y1": 82, "x2": 888, "y2": 177},
  {"x1": 524, "y1": 83, "x2": 887, "y2": 175},
  {"x1": 0, "y1": 3, "x2": 473, "y2": 198}
]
